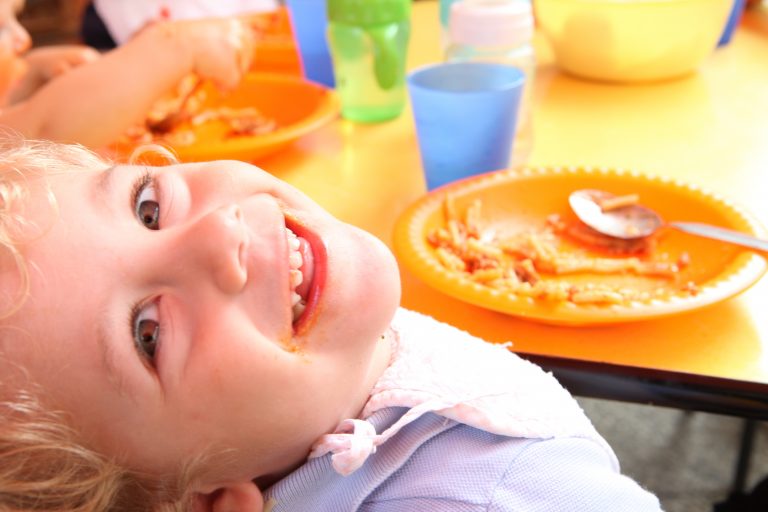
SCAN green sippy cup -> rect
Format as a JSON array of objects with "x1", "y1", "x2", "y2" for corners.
[{"x1": 327, "y1": 0, "x2": 411, "y2": 122}]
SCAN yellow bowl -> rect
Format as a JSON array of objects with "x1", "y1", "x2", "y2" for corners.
[{"x1": 534, "y1": 0, "x2": 733, "y2": 83}]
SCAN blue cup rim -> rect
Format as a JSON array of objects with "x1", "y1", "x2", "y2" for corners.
[{"x1": 407, "y1": 62, "x2": 526, "y2": 94}]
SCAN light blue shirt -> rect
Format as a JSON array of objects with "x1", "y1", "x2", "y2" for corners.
[{"x1": 264, "y1": 407, "x2": 663, "y2": 511}]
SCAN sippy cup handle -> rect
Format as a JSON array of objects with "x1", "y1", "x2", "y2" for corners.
[{"x1": 368, "y1": 24, "x2": 403, "y2": 91}]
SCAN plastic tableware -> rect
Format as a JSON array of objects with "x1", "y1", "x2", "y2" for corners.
[
  {"x1": 534, "y1": 0, "x2": 733, "y2": 82},
  {"x1": 285, "y1": 0, "x2": 335, "y2": 87},
  {"x1": 393, "y1": 166, "x2": 768, "y2": 325},
  {"x1": 327, "y1": 0, "x2": 412, "y2": 122},
  {"x1": 718, "y1": 0, "x2": 747, "y2": 46},
  {"x1": 111, "y1": 73, "x2": 339, "y2": 163},
  {"x1": 407, "y1": 62, "x2": 525, "y2": 190},
  {"x1": 569, "y1": 189, "x2": 768, "y2": 254}
]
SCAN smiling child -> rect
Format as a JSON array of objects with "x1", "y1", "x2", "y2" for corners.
[{"x1": 0, "y1": 139, "x2": 663, "y2": 511}]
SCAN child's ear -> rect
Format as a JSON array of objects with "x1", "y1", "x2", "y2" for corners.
[{"x1": 191, "y1": 482, "x2": 264, "y2": 512}]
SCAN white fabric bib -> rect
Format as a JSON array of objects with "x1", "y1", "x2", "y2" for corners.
[{"x1": 310, "y1": 309, "x2": 618, "y2": 476}]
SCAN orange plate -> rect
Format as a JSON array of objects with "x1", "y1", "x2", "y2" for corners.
[
  {"x1": 393, "y1": 167, "x2": 768, "y2": 326},
  {"x1": 242, "y1": 7, "x2": 302, "y2": 76},
  {"x1": 113, "y1": 72, "x2": 339, "y2": 163}
]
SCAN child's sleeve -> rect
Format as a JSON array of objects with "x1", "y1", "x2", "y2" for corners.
[
  {"x1": 359, "y1": 424, "x2": 663, "y2": 512},
  {"x1": 487, "y1": 436, "x2": 664, "y2": 512}
]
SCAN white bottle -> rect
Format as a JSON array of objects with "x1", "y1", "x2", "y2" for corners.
[{"x1": 445, "y1": 0, "x2": 535, "y2": 168}]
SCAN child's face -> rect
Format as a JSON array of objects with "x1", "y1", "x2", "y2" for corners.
[{"x1": 0, "y1": 159, "x2": 400, "y2": 487}]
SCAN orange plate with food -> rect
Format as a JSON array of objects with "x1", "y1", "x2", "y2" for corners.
[
  {"x1": 112, "y1": 72, "x2": 339, "y2": 163},
  {"x1": 393, "y1": 167, "x2": 768, "y2": 326}
]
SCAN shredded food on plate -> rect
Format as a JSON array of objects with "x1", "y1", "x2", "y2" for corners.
[
  {"x1": 426, "y1": 194, "x2": 699, "y2": 306},
  {"x1": 120, "y1": 75, "x2": 277, "y2": 147}
]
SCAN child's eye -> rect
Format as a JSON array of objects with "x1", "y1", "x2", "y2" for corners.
[
  {"x1": 132, "y1": 301, "x2": 161, "y2": 365},
  {"x1": 132, "y1": 172, "x2": 161, "y2": 230}
]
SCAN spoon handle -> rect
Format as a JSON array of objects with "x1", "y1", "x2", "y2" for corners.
[{"x1": 670, "y1": 222, "x2": 768, "y2": 255}]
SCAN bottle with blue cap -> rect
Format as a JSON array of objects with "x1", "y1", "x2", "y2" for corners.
[{"x1": 327, "y1": 0, "x2": 411, "y2": 122}]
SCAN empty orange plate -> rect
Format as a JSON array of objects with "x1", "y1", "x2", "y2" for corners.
[
  {"x1": 393, "y1": 167, "x2": 768, "y2": 325},
  {"x1": 112, "y1": 72, "x2": 339, "y2": 163}
]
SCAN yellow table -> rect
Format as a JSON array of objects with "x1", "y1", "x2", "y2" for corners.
[{"x1": 262, "y1": 1, "x2": 768, "y2": 418}]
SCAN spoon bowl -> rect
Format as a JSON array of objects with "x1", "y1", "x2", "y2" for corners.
[
  {"x1": 569, "y1": 189, "x2": 662, "y2": 239},
  {"x1": 568, "y1": 189, "x2": 768, "y2": 255}
]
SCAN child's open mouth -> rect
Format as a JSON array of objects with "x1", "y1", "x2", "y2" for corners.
[{"x1": 285, "y1": 219, "x2": 325, "y2": 333}]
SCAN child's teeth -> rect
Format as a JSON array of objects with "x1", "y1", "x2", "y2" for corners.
[
  {"x1": 286, "y1": 227, "x2": 308, "y2": 323},
  {"x1": 290, "y1": 269, "x2": 303, "y2": 289},
  {"x1": 289, "y1": 249, "x2": 303, "y2": 270},
  {"x1": 286, "y1": 227, "x2": 304, "y2": 289},
  {"x1": 292, "y1": 299, "x2": 306, "y2": 322},
  {"x1": 288, "y1": 233, "x2": 301, "y2": 251}
]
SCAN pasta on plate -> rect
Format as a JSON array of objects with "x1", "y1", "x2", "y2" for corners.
[{"x1": 427, "y1": 194, "x2": 698, "y2": 306}]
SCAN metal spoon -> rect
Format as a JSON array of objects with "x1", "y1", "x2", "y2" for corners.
[{"x1": 568, "y1": 189, "x2": 768, "y2": 254}]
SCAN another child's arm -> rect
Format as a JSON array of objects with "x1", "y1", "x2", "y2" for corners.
[
  {"x1": 0, "y1": 17, "x2": 254, "y2": 148},
  {"x1": 6, "y1": 45, "x2": 101, "y2": 104}
]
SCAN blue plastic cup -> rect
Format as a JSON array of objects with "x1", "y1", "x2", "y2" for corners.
[
  {"x1": 408, "y1": 62, "x2": 525, "y2": 190},
  {"x1": 285, "y1": 0, "x2": 335, "y2": 87}
]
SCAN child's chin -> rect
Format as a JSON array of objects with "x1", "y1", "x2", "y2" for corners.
[
  {"x1": 317, "y1": 226, "x2": 401, "y2": 334},
  {"x1": 357, "y1": 255, "x2": 401, "y2": 334}
]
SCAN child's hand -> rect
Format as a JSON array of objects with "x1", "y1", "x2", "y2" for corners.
[
  {"x1": 6, "y1": 45, "x2": 101, "y2": 104},
  {"x1": 0, "y1": 17, "x2": 254, "y2": 147},
  {"x1": 167, "y1": 18, "x2": 256, "y2": 91},
  {"x1": 24, "y1": 45, "x2": 102, "y2": 82}
]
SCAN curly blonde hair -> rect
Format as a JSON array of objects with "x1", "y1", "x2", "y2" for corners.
[
  {"x1": 0, "y1": 137, "x2": 195, "y2": 511},
  {"x1": 0, "y1": 380, "x2": 192, "y2": 511}
]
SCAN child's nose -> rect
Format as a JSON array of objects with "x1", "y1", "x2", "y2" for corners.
[{"x1": 176, "y1": 204, "x2": 248, "y2": 294}]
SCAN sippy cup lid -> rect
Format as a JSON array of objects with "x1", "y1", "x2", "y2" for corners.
[
  {"x1": 327, "y1": 0, "x2": 411, "y2": 26},
  {"x1": 449, "y1": 0, "x2": 534, "y2": 48}
]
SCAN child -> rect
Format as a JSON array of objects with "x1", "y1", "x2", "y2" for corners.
[
  {"x1": 0, "y1": 0, "x2": 254, "y2": 149},
  {"x1": 85, "y1": 0, "x2": 280, "y2": 49},
  {"x1": 0, "y1": 138, "x2": 664, "y2": 511},
  {"x1": 0, "y1": 0, "x2": 101, "y2": 105}
]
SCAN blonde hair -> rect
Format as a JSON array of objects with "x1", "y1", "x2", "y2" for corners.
[
  {"x1": 0, "y1": 137, "x2": 195, "y2": 511},
  {"x1": 0, "y1": 381, "x2": 185, "y2": 511}
]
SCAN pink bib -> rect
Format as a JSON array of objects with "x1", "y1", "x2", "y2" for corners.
[{"x1": 310, "y1": 309, "x2": 617, "y2": 476}]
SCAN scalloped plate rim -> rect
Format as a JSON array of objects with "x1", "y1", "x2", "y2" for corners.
[{"x1": 394, "y1": 166, "x2": 768, "y2": 326}]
